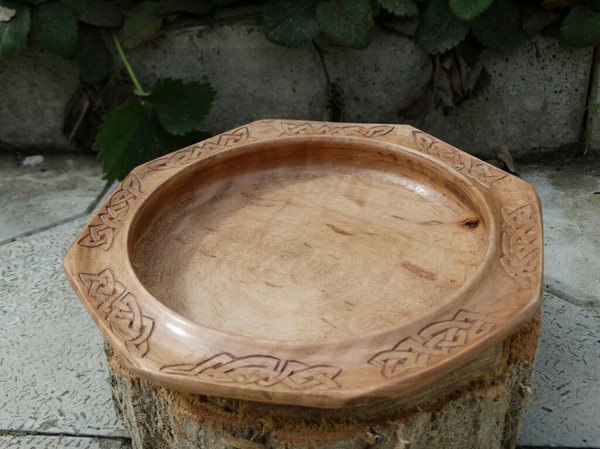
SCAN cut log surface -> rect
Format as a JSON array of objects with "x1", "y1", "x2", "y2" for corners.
[{"x1": 106, "y1": 313, "x2": 540, "y2": 449}]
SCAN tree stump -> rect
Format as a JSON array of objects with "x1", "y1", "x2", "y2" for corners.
[{"x1": 106, "y1": 312, "x2": 540, "y2": 449}]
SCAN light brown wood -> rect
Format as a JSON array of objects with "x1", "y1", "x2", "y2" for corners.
[{"x1": 63, "y1": 120, "x2": 543, "y2": 408}]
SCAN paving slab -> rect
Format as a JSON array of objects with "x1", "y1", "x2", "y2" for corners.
[
  {"x1": 0, "y1": 156, "x2": 598, "y2": 448},
  {"x1": 0, "y1": 216, "x2": 127, "y2": 437},
  {"x1": 0, "y1": 435, "x2": 130, "y2": 449},
  {"x1": 521, "y1": 161, "x2": 600, "y2": 304},
  {"x1": 518, "y1": 159, "x2": 600, "y2": 447},
  {"x1": 0, "y1": 154, "x2": 107, "y2": 244},
  {"x1": 519, "y1": 292, "x2": 600, "y2": 447}
]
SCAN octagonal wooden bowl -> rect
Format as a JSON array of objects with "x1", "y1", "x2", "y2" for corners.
[{"x1": 63, "y1": 120, "x2": 543, "y2": 408}]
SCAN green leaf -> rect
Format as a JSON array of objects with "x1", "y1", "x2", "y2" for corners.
[
  {"x1": 378, "y1": 0, "x2": 418, "y2": 17},
  {"x1": 94, "y1": 100, "x2": 161, "y2": 182},
  {"x1": 146, "y1": 78, "x2": 215, "y2": 135},
  {"x1": 30, "y1": 2, "x2": 77, "y2": 57},
  {"x1": 263, "y1": 0, "x2": 319, "y2": 47},
  {"x1": 449, "y1": 0, "x2": 493, "y2": 21},
  {"x1": 160, "y1": 0, "x2": 213, "y2": 16},
  {"x1": 471, "y1": 0, "x2": 523, "y2": 52},
  {"x1": 75, "y1": 25, "x2": 113, "y2": 83},
  {"x1": 0, "y1": 1, "x2": 30, "y2": 59},
  {"x1": 561, "y1": 5, "x2": 600, "y2": 48},
  {"x1": 150, "y1": 111, "x2": 210, "y2": 151},
  {"x1": 417, "y1": 0, "x2": 468, "y2": 54},
  {"x1": 63, "y1": 0, "x2": 123, "y2": 27},
  {"x1": 120, "y1": 1, "x2": 164, "y2": 49},
  {"x1": 316, "y1": 0, "x2": 374, "y2": 48}
]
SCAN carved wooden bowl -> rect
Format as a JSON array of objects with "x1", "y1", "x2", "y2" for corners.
[{"x1": 63, "y1": 120, "x2": 543, "y2": 408}]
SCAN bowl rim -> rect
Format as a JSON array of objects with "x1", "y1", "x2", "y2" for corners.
[{"x1": 63, "y1": 119, "x2": 543, "y2": 408}]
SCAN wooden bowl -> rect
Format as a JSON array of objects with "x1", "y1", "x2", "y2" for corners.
[{"x1": 63, "y1": 120, "x2": 543, "y2": 408}]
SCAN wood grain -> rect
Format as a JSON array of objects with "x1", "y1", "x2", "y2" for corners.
[
  {"x1": 63, "y1": 120, "x2": 544, "y2": 407},
  {"x1": 131, "y1": 140, "x2": 487, "y2": 342}
]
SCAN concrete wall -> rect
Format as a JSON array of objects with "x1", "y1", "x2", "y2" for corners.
[{"x1": 0, "y1": 13, "x2": 596, "y2": 158}]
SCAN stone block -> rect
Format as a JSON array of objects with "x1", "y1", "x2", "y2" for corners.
[
  {"x1": 324, "y1": 30, "x2": 433, "y2": 124},
  {"x1": 426, "y1": 36, "x2": 593, "y2": 158},
  {"x1": 129, "y1": 20, "x2": 327, "y2": 134},
  {"x1": 585, "y1": 47, "x2": 600, "y2": 153},
  {"x1": 0, "y1": 49, "x2": 79, "y2": 151},
  {"x1": 0, "y1": 18, "x2": 594, "y2": 158}
]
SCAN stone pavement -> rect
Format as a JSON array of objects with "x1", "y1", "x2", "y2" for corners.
[{"x1": 0, "y1": 153, "x2": 598, "y2": 448}]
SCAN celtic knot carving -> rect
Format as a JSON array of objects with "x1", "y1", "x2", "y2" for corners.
[
  {"x1": 412, "y1": 131, "x2": 507, "y2": 188},
  {"x1": 500, "y1": 203, "x2": 540, "y2": 286},
  {"x1": 280, "y1": 122, "x2": 395, "y2": 138},
  {"x1": 368, "y1": 310, "x2": 496, "y2": 379},
  {"x1": 143, "y1": 126, "x2": 252, "y2": 172},
  {"x1": 469, "y1": 160, "x2": 507, "y2": 187},
  {"x1": 161, "y1": 353, "x2": 342, "y2": 390},
  {"x1": 78, "y1": 174, "x2": 142, "y2": 251},
  {"x1": 78, "y1": 269, "x2": 154, "y2": 357}
]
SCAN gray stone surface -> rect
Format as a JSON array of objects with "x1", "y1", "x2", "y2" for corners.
[
  {"x1": 0, "y1": 156, "x2": 598, "y2": 448},
  {"x1": 0, "y1": 435, "x2": 130, "y2": 449},
  {"x1": 0, "y1": 49, "x2": 79, "y2": 151},
  {"x1": 0, "y1": 154, "x2": 107, "y2": 244},
  {"x1": 517, "y1": 160, "x2": 600, "y2": 447},
  {"x1": 0, "y1": 217, "x2": 127, "y2": 437},
  {"x1": 585, "y1": 47, "x2": 600, "y2": 153},
  {"x1": 427, "y1": 36, "x2": 593, "y2": 158},
  {"x1": 324, "y1": 30, "x2": 433, "y2": 124},
  {"x1": 521, "y1": 162, "x2": 600, "y2": 304},
  {"x1": 519, "y1": 293, "x2": 600, "y2": 447},
  {"x1": 130, "y1": 19, "x2": 327, "y2": 134},
  {"x1": 0, "y1": 13, "x2": 594, "y2": 159}
]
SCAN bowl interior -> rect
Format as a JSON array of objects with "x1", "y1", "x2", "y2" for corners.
[{"x1": 129, "y1": 139, "x2": 490, "y2": 342}]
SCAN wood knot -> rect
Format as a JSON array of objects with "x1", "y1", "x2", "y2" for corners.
[{"x1": 462, "y1": 219, "x2": 480, "y2": 229}]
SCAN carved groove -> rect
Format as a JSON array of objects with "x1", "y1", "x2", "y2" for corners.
[
  {"x1": 78, "y1": 174, "x2": 142, "y2": 251},
  {"x1": 368, "y1": 310, "x2": 497, "y2": 379},
  {"x1": 412, "y1": 131, "x2": 507, "y2": 187},
  {"x1": 280, "y1": 122, "x2": 395, "y2": 138},
  {"x1": 500, "y1": 203, "x2": 540, "y2": 286},
  {"x1": 143, "y1": 126, "x2": 251, "y2": 172},
  {"x1": 78, "y1": 269, "x2": 154, "y2": 357},
  {"x1": 161, "y1": 353, "x2": 342, "y2": 390}
]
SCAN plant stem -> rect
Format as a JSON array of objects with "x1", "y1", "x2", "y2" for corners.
[{"x1": 111, "y1": 32, "x2": 148, "y2": 96}]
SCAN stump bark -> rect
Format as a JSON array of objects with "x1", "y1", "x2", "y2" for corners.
[{"x1": 106, "y1": 313, "x2": 540, "y2": 449}]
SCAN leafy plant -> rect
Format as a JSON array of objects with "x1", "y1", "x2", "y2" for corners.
[
  {"x1": 261, "y1": 0, "x2": 600, "y2": 53},
  {"x1": 0, "y1": 0, "x2": 217, "y2": 180},
  {"x1": 561, "y1": 4, "x2": 600, "y2": 47},
  {"x1": 263, "y1": 0, "x2": 376, "y2": 48},
  {"x1": 94, "y1": 34, "x2": 214, "y2": 181},
  {"x1": 1, "y1": 0, "x2": 600, "y2": 179}
]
